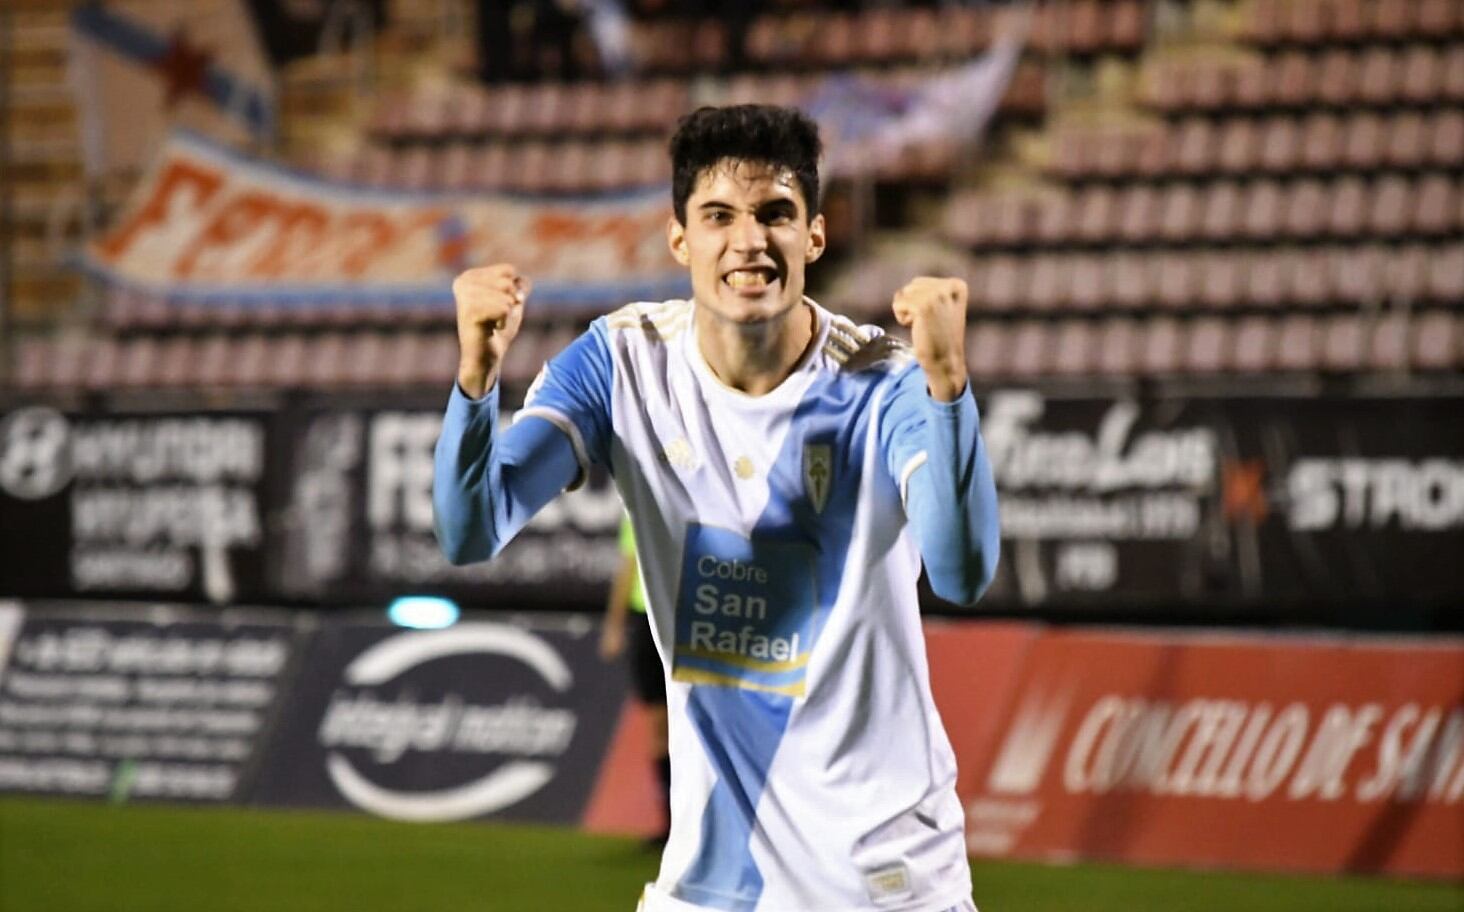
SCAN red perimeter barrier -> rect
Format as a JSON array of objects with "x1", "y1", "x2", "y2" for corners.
[{"x1": 931, "y1": 625, "x2": 1464, "y2": 880}]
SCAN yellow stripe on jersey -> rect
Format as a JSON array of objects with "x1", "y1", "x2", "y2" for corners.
[
  {"x1": 673, "y1": 646, "x2": 811, "y2": 674},
  {"x1": 671, "y1": 666, "x2": 807, "y2": 698}
]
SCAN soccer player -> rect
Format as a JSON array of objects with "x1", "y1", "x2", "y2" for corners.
[
  {"x1": 434, "y1": 105, "x2": 999, "y2": 912},
  {"x1": 601, "y1": 513, "x2": 672, "y2": 845}
]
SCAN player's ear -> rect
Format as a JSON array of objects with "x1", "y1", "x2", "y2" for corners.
[
  {"x1": 805, "y1": 212, "x2": 826, "y2": 264},
  {"x1": 667, "y1": 215, "x2": 690, "y2": 267}
]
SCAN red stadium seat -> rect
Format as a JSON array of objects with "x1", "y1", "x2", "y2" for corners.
[
  {"x1": 1342, "y1": 113, "x2": 1385, "y2": 170},
  {"x1": 1430, "y1": 111, "x2": 1464, "y2": 166},
  {"x1": 1050, "y1": 319, "x2": 1097, "y2": 377},
  {"x1": 1034, "y1": 191, "x2": 1074, "y2": 246},
  {"x1": 1246, "y1": 250, "x2": 1293, "y2": 309},
  {"x1": 1316, "y1": 50, "x2": 1357, "y2": 106},
  {"x1": 1412, "y1": 311, "x2": 1459, "y2": 370},
  {"x1": 1367, "y1": 313, "x2": 1410, "y2": 372},
  {"x1": 191, "y1": 334, "x2": 231, "y2": 387},
  {"x1": 967, "y1": 322, "x2": 1010, "y2": 381},
  {"x1": 1117, "y1": 185, "x2": 1160, "y2": 243},
  {"x1": 1330, "y1": 0, "x2": 1368, "y2": 42},
  {"x1": 983, "y1": 256, "x2": 1023, "y2": 312},
  {"x1": 115, "y1": 336, "x2": 161, "y2": 388},
  {"x1": 1201, "y1": 181, "x2": 1243, "y2": 242},
  {"x1": 1158, "y1": 184, "x2": 1201, "y2": 243},
  {"x1": 1413, "y1": 174, "x2": 1456, "y2": 236},
  {"x1": 1074, "y1": 186, "x2": 1118, "y2": 244},
  {"x1": 1371, "y1": 0, "x2": 1415, "y2": 42},
  {"x1": 303, "y1": 333, "x2": 349, "y2": 388},
  {"x1": 1027, "y1": 255, "x2": 1069, "y2": 312},
  {"x1": 1233, "y1": 316, "x2": 1274, "y2": 374},
  {"x1": 1006, "y1": 322, "x2": 1051, "y2": 379},
  {"x1": 1096, "y1": 318, "x2": 1141, "y2": 376},
  {"x1": 1384, "y1": 244, "x2": 1429, "y2": 302},
  {"x1": 1327, "y1": 177, "x2": 1369, "y2": 238},
  {"x1": 1331, "y1": 244, "x2": 1386, "y2": 305},
  {"x1": 1356, "y1": 48, "x2": 1397, "y2": 105},
  {"x1": 12, "y1": 336, "x2": 51, "y2": 389},
  {"x1": 1254, "y1": 117, "x2": 1295, "y2": 174},
  {"x1": 1197, "y1": 251, "x2": 1243, "y2": 309},
  {"x1": 412, "y1": 333, "x2": 459, "y2": 387},
  {"x1": 1139, "y1": 317, "x2": 1183, "y2": 375},
  {"x1": 1283, "y1": 0, "x2": 1326, "y2": 45},
  {"x1": 1231, "y1": 57, "x2": 1270, "y2": 110},
  {"x1": 1321, "y1": 314, "x2": 1366, "y2": 372},
  {"x1": 1386, "y1": 112, "x2": 1429, "y2": 169},
  {"x1": 1069, "y1": 256, "x2": 1105, "y2": 312},
  {"x1": 1241, "y1": 180, "x2": 1283, "y2": 241},
  {"x1": 1445, "y1": 46, "x2": 1464, "y2": 101},
  {"x1": 1275, "y1": 315, "x2": 1320, "y2": 371},
  {"x1": 1284, "y1": 179, "x2": 1329, "y2": 239},
  {"x1": 1172, "y1": 117, "x2": 1214, "y2": 176},
  {"x1": 1427, "y1": 242, "x2": 1464, "y2": 300},
  {"x1": 1154, "y1": 252, "x2": 1195, "y2": 309},
  {"x1": 1416, "y1": 0, "x2": 1457, "y2": 38},
  {"x1": 1273, "y1": 51, "x2": 1314, "y2": 107},
  {"x1": 1107, "y1": 253, "x2": 1150, "y2": 310},
  {"x1": 80, "y1": 337, "x2": 121, "y2": 392},
  {"x1": 1184, "y1": 317, "x2": 1229, "y2": 374},
  {"x1": 1400, "y1": 46, "x2": 1441, "y2": 104},
  {"x1": 1288, "y1": 249, "x2": 1331, "y2": 307},
  {"x1": 225, "y1": 333, "x2": 271, "y2": 388},
  {"x1": 1368, "y1": 176, "x2": 1414, "y2": 237},
  {"x1": 1216, "y1": 115, "x2": 1260, "y2": 174},
  {"x1": 1299, "y1": 113, "x2": 1343, "y2": 171}
]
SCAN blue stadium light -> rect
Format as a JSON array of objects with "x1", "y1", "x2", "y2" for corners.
[{"x1": 387, "y1": 596, "x2": 460, "y2": 629}]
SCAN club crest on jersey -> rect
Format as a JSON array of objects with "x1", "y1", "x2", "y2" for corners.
[{"x1": 803, "y1": 443, "x2": 832, "y2": 514}]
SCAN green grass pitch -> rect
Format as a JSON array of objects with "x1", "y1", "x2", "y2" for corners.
[{"x1": 2, "y1": 798, "x2": 1460, "y2": 911}]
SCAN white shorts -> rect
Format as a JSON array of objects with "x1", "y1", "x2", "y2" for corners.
[{"x1": 636, "y1": 884, "x2": 979, "y2": 912}]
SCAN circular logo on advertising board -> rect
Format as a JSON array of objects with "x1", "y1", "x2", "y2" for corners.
[
  {"x1": 0, "y1": 407, "x2": 73, "y2": 501},
  {"x1": 321, "y1": 622, "x2": 576, "y2": 822}
]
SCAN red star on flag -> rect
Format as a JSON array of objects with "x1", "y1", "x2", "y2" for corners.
[{"x1": 151, "y1": 27, "x2": 213, "y2": 108}]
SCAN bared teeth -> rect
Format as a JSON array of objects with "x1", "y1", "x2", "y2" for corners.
[{"x1": 726, "y1": 270, "x2": 773, "y2": 288}]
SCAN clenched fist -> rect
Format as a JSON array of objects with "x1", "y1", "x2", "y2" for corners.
[
  {"x1": 454, "y1": 264, "x2": 530, "y2": 398},
  {"x1": 892, "y1": 276, "x2": 969, "y2": 402}
]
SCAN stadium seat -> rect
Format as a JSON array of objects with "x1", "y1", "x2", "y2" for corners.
[
  {"x1": 1299, "y1": 113, "x2": 1343, "y2": 171},
  {"x1": 1386, "y1": 112, "x2": 1428, "y2": 169},
  {"x1": 1139, "y1": 317, "x2": 1183, "y2": 375},
  {"x1": 1050, "y1": 319, "x2": 1097, "y2": 376},
  {"x1": 11, "y1": 336, "x2": 50, "y2": 389},
  {"x1": 1316, "y1": 50, "x2": 1357, "y2": 107},
  {"x1": 1427, "y1": 242, "x2": 1464, "y2": 300},
  {"x1": 1413, "y1": 174, "x2": 1456, "y2": 236},
  {"x1": 1289, "y1": 249, "x2": 1331, "y2": 308},
  {"x1": 1342, "y1": 113, "x2": 1385, "y2": 170},
  {"x1": 1241, "y1": 181, "x2": 1283, "y2": 241},
  {"x1": 1327, "y1": 177, "x2": 1369, "y2": 238},
  {"x1": 1385, "y1": 244, "x2": 1430, "y2": 302},
  {"x1": 1007, "y1": 321, "x2": 1052, "y2": 379},
  {"x1": 1275, "y1": 315, "x2": 1321, "y2": 371},
  {"x1": 1284, "y1": 180, "x2": 1329, "y2": 238},
  {"x1": 1254, "y1": 118, "x2": 1293, "y2": 174},
  {"x1": 1368, "y1": 312, "x2": 1411, "y2": 371},
  {"x1": 1331, "y1": 244, "x2": 1386, "y2": 305},
  {"x1": 1233, "y1": 316, "x2": 1275, "y2": 374},
  {"x1": 1028, "y1": 255, "x2": 1068, "y2": 312},
  {"x1": 1185, "y1": 317, "x2": 1229, "y2": 374},
  {"x1": 1096, "y1": 317, "x2": 1141, "y2": 376},
  {"x1": 982, "y1": 256, "x2": 1023, "y2": 312},
  {"x1": 1201, "y1": 182, "x2": 1242, "y2": 242},
  {"x1": 192, "y1": 334, "x2": 232, "y2": 387},
  {"x1": 225, "y1": 333, "x2": 272, "y2": 388},
  {"x1": 1107, "y1": 253, "x2": 1150, "y2": 310},
  {"x1": 1070, "y1": 256, "x2": 1105, "y2": 312},
  {"x1": 1154, "y1": 252, "x2": 1195, "y2": 309},
  {"x1": 1321, "y1": 314, "x2": 1367, "y2": 372},
  {"x1": 1173, "y1": 117, "x2": 1214, "y2": 176},
  {"x1": 1118, "y1": 185, "x2": 1160, "y2": 243},
  {"x1": 1412, "y1": 311, "x2": 1459, "y2": 369},
  {"x1": 967, "y1": 322, "x2": 1010, "y2": 381},
  {"x1": 1197, "y1": 251, "x2": 1243, "y2": 309},
  {"x1": 265, "y1": 334, "x2": 309, "y2": 388},
  {"x1": 80, "y1": 337, "x2": 120, "y2": 391},
  {"x1": 1430, "y1": 111, "x2": 1464, "y2": 166}
]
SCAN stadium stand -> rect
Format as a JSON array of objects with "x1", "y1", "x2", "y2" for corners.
[{"x1": 2, "y1": 0, "x2": 1460, "y2": 391}]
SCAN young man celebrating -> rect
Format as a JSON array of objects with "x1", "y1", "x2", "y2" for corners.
[{"x1": 435, "y1": 105, "x2": 999, "y2": 912}]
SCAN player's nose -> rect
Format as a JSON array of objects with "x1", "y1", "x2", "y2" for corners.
[{"x1": 728, "y1": 214, "x2": 768, "y2": 254}]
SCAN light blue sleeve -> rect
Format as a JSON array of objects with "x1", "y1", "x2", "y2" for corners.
[
  {"x1": 432, "y1": 323, "x2": 613, "y2": 565},
  {"x1": 878, "y1": 365, "x2": 1000, "y2": 606}
]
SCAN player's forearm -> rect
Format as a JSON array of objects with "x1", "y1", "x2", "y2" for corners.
[
  {"x1": 907, "y1": 387, "x2": 1000, "y2": 606},
  {"x1": 432, "y1": 383, "x2": 579, "y2": 564}
]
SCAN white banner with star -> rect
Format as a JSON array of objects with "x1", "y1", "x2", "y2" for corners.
[
  {"x1": 68, "y1": 0, "x2": 276, "y2": 178},
  {"x1": 82, "y1": 132, "x2": 687, "y2": 309}
]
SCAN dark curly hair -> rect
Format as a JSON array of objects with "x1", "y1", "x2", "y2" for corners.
[{"x1": 669, "y1": 105, "x2": 823, "y2": 225}]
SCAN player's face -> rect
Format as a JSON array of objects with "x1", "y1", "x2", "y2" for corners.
[{"x1": 668, "y1": 159, "x2": 826, "y2": 326}]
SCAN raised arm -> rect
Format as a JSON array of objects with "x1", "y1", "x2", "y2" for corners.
[
  {"x1": 433, "y1": 263, "x2": 612, "y2": 564},
  {"x1": 883, "y1": 277, "x2": 1000, "y2": 605}
]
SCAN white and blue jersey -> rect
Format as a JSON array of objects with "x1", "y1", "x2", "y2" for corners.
[{"x1": 434, "y1": 298, "x2": 999, "y2": 912}]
